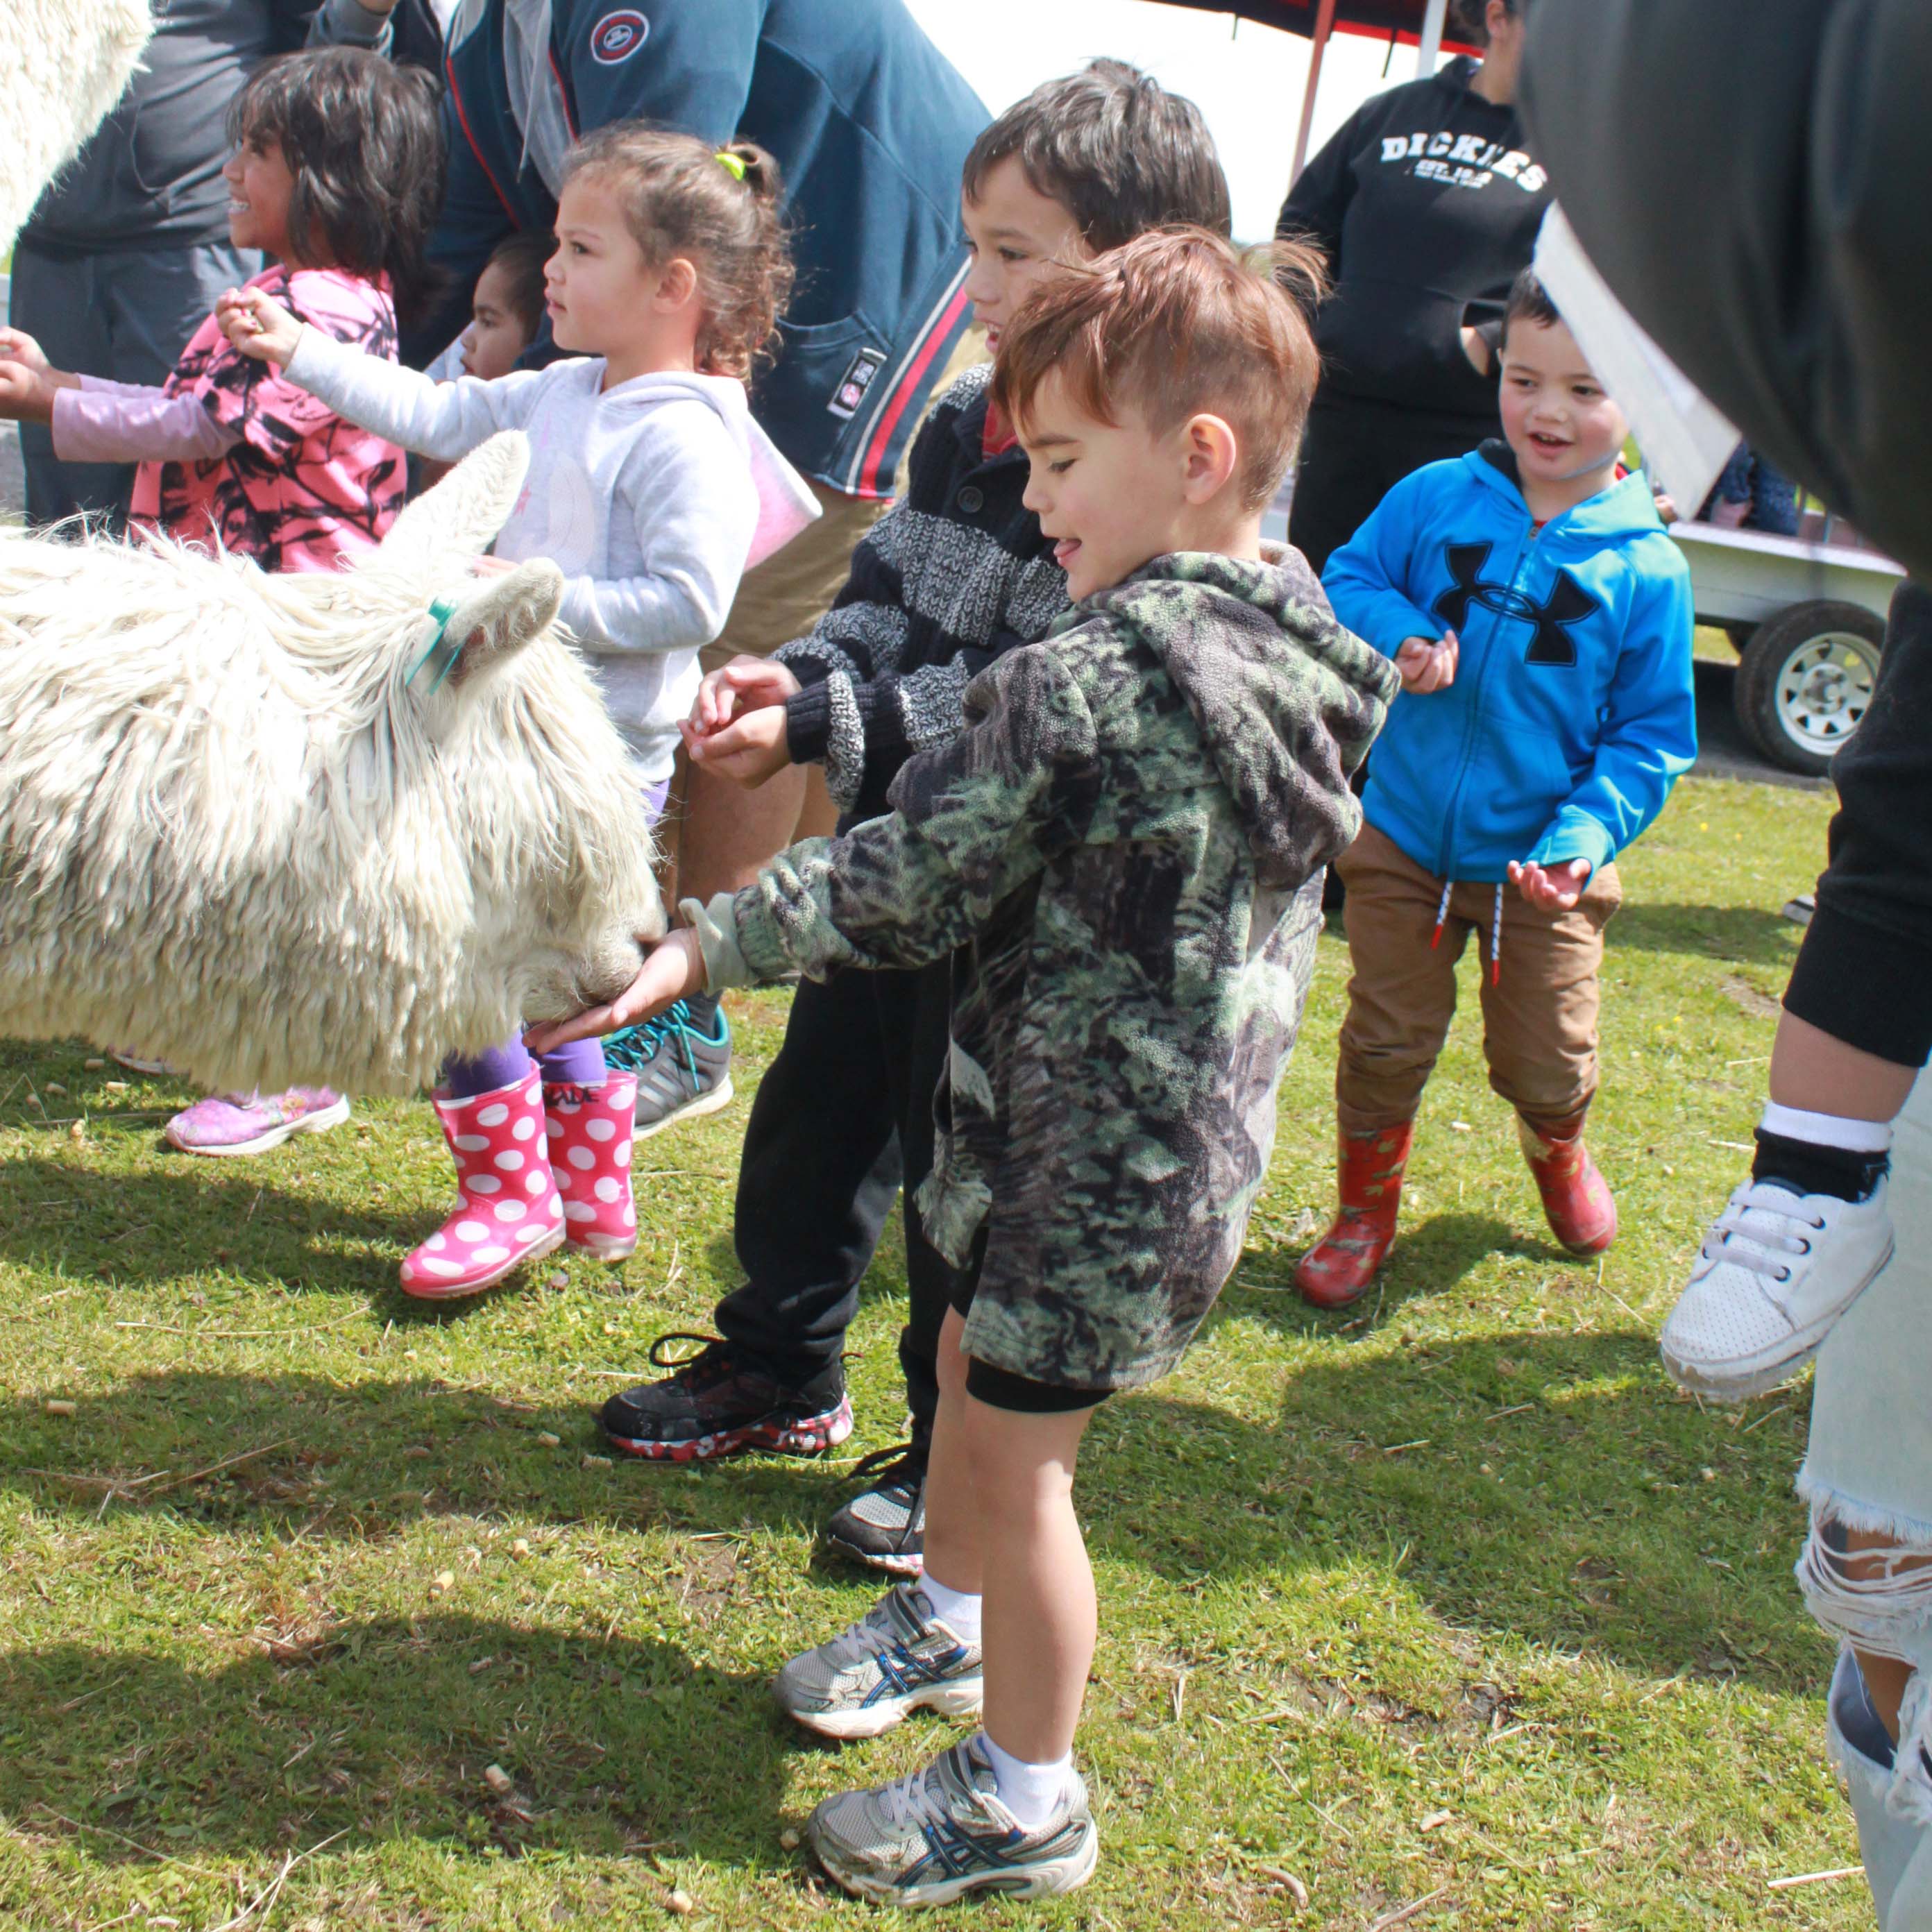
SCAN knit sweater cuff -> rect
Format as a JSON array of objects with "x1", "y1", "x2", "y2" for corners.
[
  {"x1": 785, "y1": 683, "x2": 833, "y2": 766},
  {"x1": 1783, "y1": 899, "x2": 1932, "y2": 1067}
]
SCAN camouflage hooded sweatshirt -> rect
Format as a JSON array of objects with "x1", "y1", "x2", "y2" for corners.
[{"x1": 689, "y1": 550, "x2": 1400, "y2": 1391}]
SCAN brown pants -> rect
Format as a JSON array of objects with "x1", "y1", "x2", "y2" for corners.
[{"x1": 1334, "y1": 821, "x2": 1622, "y2": 1135}]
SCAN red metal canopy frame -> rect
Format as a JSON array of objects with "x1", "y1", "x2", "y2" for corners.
[{"x1": 1149, "y1": 0, "x2": 1482, "y2": 178}]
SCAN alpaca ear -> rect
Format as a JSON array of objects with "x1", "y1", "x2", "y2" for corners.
[
  {"x1": 409, "y1": 559, "x2": 564, "y2": 701},
  {"x1": 375, "y1": 431, "x2": 531, "y2": 574}
]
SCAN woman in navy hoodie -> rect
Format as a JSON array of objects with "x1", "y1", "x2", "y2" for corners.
[{"x1": 1298, "y1": 271, "x2": 1695, "y2": 1308}]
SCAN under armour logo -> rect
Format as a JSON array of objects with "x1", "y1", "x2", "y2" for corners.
[{"x1": 1432, "y1": 542, "x2": 1599, "y2": 666}]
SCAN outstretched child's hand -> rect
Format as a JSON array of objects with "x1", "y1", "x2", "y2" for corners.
[
  {"x1": 523, "y1": 928, "x2": 708, "y2": 1055},
  {"x1": 218, "y1": 285, "x2": 304, "y2": 365},
  {"x1": 679, "y1": 708, "x2": 791, "y2": 787},
  {"x1": 0, "y1": 328, "x2": 53, "y2": 378},
  {"x1": 0, "y1": 359, "x2": 58, "y2": 423},
  {"x1": 1394, "y1": 629, "x2": 1458, "y2": 693},
  {"x1": 0, "y1": 328, "x2": 72, "y2": 423},
  {"x1": 1509, "y1": 857, "x2": 1592, "y2": 911},
  {"x1": 694, "y1": 654, "x2": 802, "y2": 731}
]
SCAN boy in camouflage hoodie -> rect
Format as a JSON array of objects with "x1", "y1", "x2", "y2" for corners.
[{"x1": 530, "y1": 229, "x2": 1400, "y2": 1906}]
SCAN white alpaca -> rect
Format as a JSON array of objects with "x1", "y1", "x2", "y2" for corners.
[
  {"x1": 0, "y1": 434, "x2": 666, "y2": 1095},
  {"x1": 0, "y1": 0, "x2": 153, "y2": 260}
]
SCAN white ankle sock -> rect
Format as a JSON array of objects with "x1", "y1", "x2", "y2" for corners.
[
  {"x1": 980, "y1": 1732, "x2": 1071, "y2": 1827},
  {"x1": 917, "y1": 1573, "x2": 982, "y2": 1644},
  {"x1": 1761, "y1": 1100, "x2": 1892, "y2": 1154}
]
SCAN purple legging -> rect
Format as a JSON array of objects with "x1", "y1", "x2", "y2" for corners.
[{"x1": 442, "y1": 773, "x2": 668, "y2": 1100}]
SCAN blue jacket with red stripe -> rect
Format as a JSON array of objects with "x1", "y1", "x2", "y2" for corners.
[{"x1": 425, "y1": 0, "x2": 987, "y2": 498}]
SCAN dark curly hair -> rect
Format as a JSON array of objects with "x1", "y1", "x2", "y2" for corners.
[
  {"x1": 228, "y1": 46, "x2": 446, "y2": 328},
  {"x1": 561, "y1": 125, "x2": 794, "y2": 382}
]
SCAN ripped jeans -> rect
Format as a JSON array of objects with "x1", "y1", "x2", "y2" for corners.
[{"x1": 1799, "y1": 1071, "x2": 1932, "y2": 1926}]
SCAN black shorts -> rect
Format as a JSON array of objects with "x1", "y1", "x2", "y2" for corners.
[{"x1": 947, "y1": 1244, "x2": 1110, "y2": 1416}]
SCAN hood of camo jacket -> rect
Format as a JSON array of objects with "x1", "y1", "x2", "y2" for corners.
[
  {"x1": 1321, "y1": 443, "x2": 1697, "y2": 885},
  {"x1": 1071, "y1": 548, "x2": 1401, "y2": 886}
]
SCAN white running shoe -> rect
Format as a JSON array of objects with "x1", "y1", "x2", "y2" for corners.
[
  {"x1": 774, "y1": 1582, "x2": 982, "y2": 1740},
  {"x1": 807, "y1": 1737, "x2": 1098, "y2": 1908},
  {"x1": 1659, "y1": 1176, "x2": 1894, "y2": 1400}
]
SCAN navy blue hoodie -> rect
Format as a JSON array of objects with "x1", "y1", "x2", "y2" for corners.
[
  {"x1": 1323, "y1": 443, "x2": 1696, "y2": 883},
  {"x1": 429, "y1": 0, "x2": 986, "y2": 499}
]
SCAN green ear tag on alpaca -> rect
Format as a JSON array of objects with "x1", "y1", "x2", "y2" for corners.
[{"x1": 405, "y1": 596, "x2": 465, "y2": 695}]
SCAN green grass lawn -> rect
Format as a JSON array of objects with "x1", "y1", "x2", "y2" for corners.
[{"x1": 0, "y1": 774, "x2": 1868, "y2": 1930}]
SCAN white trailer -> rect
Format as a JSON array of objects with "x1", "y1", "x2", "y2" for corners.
[{"x1": 1670, "y1": 514, "x2": 1906, "y2": 777}]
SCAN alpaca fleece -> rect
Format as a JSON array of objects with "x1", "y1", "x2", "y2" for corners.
[
  {"x1": 0, "y1": 435, "x2": 665, "y2": 1094},
  {"x1": 0, "y1": 0, "x2": 152, "y2": 258}
]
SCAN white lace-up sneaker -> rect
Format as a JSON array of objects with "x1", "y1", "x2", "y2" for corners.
[
  {"x1": 1659, "y1": 1176, "x2": 1894, "y2": 1400},
  {"x1": 807, "y1": 1736, "x2": 1098, "y2": 1907},
  {"x1": 774, "y1": 1582, "x2": 982, "y2": 1740}
]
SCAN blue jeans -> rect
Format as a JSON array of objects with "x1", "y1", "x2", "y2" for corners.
[{"x1": 1800, "y1": 1071, "x2": 1932, "y2": 1926}]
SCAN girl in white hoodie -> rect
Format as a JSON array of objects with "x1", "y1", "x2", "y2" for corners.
[{"x1": 224, "y1": 124, "x2": 817, "y2": 1300}]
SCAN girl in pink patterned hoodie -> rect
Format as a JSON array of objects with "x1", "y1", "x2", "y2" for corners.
[{"x1": 0, "y1": 46, "x2": 443, "y2": 1153}]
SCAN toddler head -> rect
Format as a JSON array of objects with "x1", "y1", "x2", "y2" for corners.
[
  {"x1": 461, "y1": 232, "x2": 552, "y2": 380},
  {"x1": 554, "y1": 126, "x2": 793, "y2": 380},
  {"x1": 225, "y1": 46, "x2": 445, "y2": 324},
  {"x1": 1497, "y1": 271, "x2": 1629, "y2": 499},
  {"x1": 960, "y1": 59, "x2": 1230, "y2": 349},
  {"x1": 992, "y1": 228, "x2": 1324, "y2": 601}
]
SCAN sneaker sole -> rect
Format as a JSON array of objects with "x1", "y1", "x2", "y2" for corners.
[
  {"x1": 401, "y1": 1221, "x2": 566, "y2": 1301},
  {"x1": 786, "y1": 1674, "x2": 983, "y2": 1740},
  {"x1": 633, "y1": 1074, "x2": 735, "y2": 1142},
  {"x1": 602, "y1": 1392, "x2": 854, "y2": 1464},
  {"x1": 111, "y1": 1052, "x2": 177, "y2": 1076},
  {"x1": 811, "y1": 1817, "x2": 1097, "y2": 1907},
  {"x1": 821, "y1": 1530, "x2": 925, "y2": 1579},
  {"x1": 164, "y1": 1094, "x2": 353, "y2": 1158},
  {"x1": 1659, "y1": 1237, "x2": 1896, "y2": 1403}
]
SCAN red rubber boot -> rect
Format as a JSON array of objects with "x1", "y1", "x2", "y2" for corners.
[
  {"x1": 1295, "y1": 1121, "x2": 1414, "y2": 1309},
  {"x1": 1518, "y1": 1113, "x2": 1618, "y2": 1255}
]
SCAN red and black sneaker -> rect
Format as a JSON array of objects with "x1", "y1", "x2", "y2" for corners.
[{"x1": 598, "y1": 1332, "x2": 853, "y2": 1463}]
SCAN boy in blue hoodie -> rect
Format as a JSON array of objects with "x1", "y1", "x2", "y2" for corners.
[{"x1": 1299, "y1": 269, "x2": 1695, "y2": 1307}]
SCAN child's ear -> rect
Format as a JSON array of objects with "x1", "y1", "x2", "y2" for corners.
[
  {"x1": 1180, "y1": 413, "x2": 1240, "y2": 505},
  {"x1": 654, "y1": 256, "x2": 700, "y2": 310}
]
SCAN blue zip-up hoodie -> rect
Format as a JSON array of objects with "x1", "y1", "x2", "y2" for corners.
[
  {"x1": 1323, "y1": 442, "x2": 1695, "y2": 883},
  {"x1": 427, "y1": 0, "x2": 987, "y2": 499}
]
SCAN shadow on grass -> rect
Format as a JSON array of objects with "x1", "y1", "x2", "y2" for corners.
[
  {"x1": 1604, "y1": 901, "x2": 1799, "y2": 968},
  {"x1": 0, "y1": 1616, "x2": 804, "y2": 1870},
  {"x1": 0, "y1": 1153, "x2": 413, "y2": 1295},
  {"x1": 0, "y1": 1370, "x2": 851, "y2": 1550},
  {"x1": 1224, "y1": 1212, "x2": 1550, "y2": 1327},
  {"x1": 1085, "y1": 1328, "x2": 1820, "y2": 1694},
  {"x1": 3, "y1": 1322, "x2": 1821, "y2": 1693}
]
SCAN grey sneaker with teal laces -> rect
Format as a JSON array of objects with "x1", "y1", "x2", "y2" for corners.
[
  {"x1": 807, "y1": 1736, "x2": 1099, "y2": 1908},
  {"x1": 604, "y1": 999, "x2": 734, "y2": 1139},
  {"x1": 774, "y1": 1580, "x2": 982, "y2": 1740}
]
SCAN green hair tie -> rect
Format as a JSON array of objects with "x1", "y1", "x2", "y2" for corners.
[
  {"x1": 715, "y1": 149, "x2": 747, "y2": 183},
  {"x1": 405, "y1": 595, "x2": 465, "y2": 695}
]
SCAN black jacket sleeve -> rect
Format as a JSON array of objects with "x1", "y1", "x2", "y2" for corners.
[
  {"x1": 1276, "y1": 103, "x2": 1362, "y2": 272},
  {"x1": 1519, "y1": 0, "x2": 1932, "y2": 586},
  {"x1": 1781, "y1": 581, "x2": 1932, "y2": 1066}
]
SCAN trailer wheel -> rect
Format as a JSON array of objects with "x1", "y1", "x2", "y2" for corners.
[{"x1": 1733, "y1": 600, "x2": 1884, "y2": 775}]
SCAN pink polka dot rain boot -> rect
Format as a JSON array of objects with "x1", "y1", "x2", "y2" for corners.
[
  {"x1": 546, "y1": 1068, "x2": 639, "y2": 1261},
  {"x1": 400, "y1": 1067, "x2": 564, "y2": 1299}
]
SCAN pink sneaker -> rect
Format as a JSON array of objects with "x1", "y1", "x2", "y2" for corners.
[
  {"x1": 401, "y1": 1067, "x2": 564, "y2": 1300},
  {"x1": 164, "y1": 1087, "x2": 350, "y2": 1156},
  {"x1": 546, "y1": 1069, "x2": 639, "y2": 1260}
]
